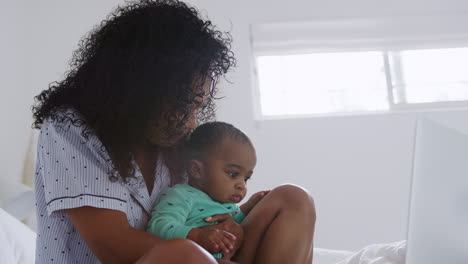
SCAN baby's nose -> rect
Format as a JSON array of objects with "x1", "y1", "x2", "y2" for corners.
[{"x1": 235, "y1": 181, "x2": 246, "y2": 190}]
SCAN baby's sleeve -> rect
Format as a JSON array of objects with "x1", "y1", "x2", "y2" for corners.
[
  {"x1": 146, "y1": 187, "x2": 193, "y2": 239},
  {"x1": 231, "y1": 205, "x2": 246, "y2": 224},
  {"x1": 38, "y1": 119, "x2": 128, "y2": 217}
]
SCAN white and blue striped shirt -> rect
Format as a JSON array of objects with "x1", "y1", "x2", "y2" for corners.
[{"x1": 34, "y1": 110, "x2": 172, "y2": 263}]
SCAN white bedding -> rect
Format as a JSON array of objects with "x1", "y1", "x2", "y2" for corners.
[
  {"x1": 314, "y1": 241, "x2": 406, "y2": 264},
  {"x1": 0, "y1": 209, "x2": 36, "y2": 264},
  {"x1": 334, "y1": 241, "x2": 406, "y2": 264},
  {"x1": 314, "y1": 248, "x2": 354, "y2": 264},
  {"x1": 0, "y1": 208, "x2": 405, "y2": 264}
]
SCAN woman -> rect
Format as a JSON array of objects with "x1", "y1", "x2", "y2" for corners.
[{"x1": 32, "y1": 1, "x2": 316, "y2": 263}]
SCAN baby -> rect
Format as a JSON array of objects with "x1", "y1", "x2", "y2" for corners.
[{"x1": 147, "y1": 121, "x2": 268, "y2": 259}]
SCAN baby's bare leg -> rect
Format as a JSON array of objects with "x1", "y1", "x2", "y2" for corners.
[{"x1": 233, "y1": 184, "x2": 316, "y2": 264}]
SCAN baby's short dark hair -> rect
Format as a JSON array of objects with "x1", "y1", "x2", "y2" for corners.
[{"x1": 184, "y1": 121, "x2": 251, "y2": 160}]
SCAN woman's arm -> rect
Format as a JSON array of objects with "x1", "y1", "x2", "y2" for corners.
[{"x1": 66, "y1": 206, "x2": 164, "y2": 264}]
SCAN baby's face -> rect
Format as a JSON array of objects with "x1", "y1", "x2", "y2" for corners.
[{"x1": 197, "y1": 137, "x2": 256, "y2": 204}]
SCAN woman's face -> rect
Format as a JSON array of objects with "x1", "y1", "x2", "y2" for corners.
[{"x1": 145, "y1": 77, "x2": 212, "y2": 147}]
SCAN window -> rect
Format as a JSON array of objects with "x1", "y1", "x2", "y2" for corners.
[
  {"x1": 391, "y1": 48, "x2": 468, "y2": 104},
  {"x1": 251, "y1": 15, "x2": 468, "y2": 118},
  {"x1": 255, "y1": 48, "x2": 468, "y2": 117},
  {"x1": 256, "y1": 51, "x2": 388, "y2": 116}
]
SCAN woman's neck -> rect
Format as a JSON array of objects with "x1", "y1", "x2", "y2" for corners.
[{"x1": 133, "y1": 143, "x2": 159, "y2": 194}]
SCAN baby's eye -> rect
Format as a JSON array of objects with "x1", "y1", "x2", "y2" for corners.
[
  {"x1": 244, "y1": 176, "x2": 251, "y2": 182},
  {"x1": 227, "y1": 171, "x2": 238, "y2": 177}
]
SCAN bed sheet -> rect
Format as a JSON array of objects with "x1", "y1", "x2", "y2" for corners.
[
  {"x1": 317, "y1": 241, "x2": 406, "y2": 264},
  {"x1": 0, "y1": 208, "x2": 36, "y2": 264},
  {"x1": 314, "y1": 247, "x2": 355, "y2": 264}
]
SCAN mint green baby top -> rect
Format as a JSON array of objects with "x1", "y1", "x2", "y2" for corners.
[{"x1": 146, "y1": 184, "x2": 245, "y2": 258}]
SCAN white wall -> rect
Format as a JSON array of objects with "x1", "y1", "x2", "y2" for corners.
[
  {"x1": 0, "y1": 0, "x2": 119, "y2": 193},
  {"x1": 0, "y1": 1, "x2": 31, "y2": 186},
  {"x1": 2, "y1": 0, "x2": 468, "y2": 251}
]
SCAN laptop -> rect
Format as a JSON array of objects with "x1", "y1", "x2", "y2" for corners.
[{"x1": 406, "y1": 119, "x2": 468, "y2": 264}]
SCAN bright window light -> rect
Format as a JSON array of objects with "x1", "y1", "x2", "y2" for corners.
[
  {"x1": 255, "y1": 47, "x2": 468, "y2": 118},
  {"x1": 395, "y1": 47, "x2": 468, "y2": 104},
  {"x1": 256, "y1": 52, "x2": 389, "y2": 116}
]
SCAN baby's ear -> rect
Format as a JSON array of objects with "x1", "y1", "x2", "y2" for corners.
[{"x1": 188, "y1": 159, "x2": 203, "y2": 179}]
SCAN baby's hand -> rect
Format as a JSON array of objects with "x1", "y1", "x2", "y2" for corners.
[
  {"x1": 247, "y1": 190, "x2": 270, "y2": 206},
  {"x1": 192, "y1": 228, "x2": 236, "y2": 255},
  {"x1": 240, "y1": 190, "x2": 270, "y2": 215}
]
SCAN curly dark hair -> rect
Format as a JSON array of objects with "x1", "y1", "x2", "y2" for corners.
[{"x1": 32, "y1": 0, "x2": 236, "y2": 182}]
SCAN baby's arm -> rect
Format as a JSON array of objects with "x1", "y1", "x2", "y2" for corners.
[
  {"x1": 239, "y1": 190, "x2": 270, "y2": 216},
  {"x1": 147, "y1": 188, "x2": 193, "y2": 239},
  {"x1": 147, "y1": 188, "x2": 236, "y2": 255}
]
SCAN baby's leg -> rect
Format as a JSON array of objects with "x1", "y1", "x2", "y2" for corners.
[{"x1": 233, "y1": 184, "x2": 316, "y2": 264}]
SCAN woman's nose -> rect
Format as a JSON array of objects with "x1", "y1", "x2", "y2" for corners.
[{"x1": 187, "y1": 115, "x2": 197, "y2": 130}]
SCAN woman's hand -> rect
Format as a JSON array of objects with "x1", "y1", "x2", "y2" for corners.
[
  {"x1": 203, "y1": 214, "x2": 244, "y2": 259},
  {"x1": 188, "y1": 228, "x2": 236, "y2": 254}
]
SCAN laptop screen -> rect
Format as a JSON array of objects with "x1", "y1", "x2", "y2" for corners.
[{"x1": 406, "y1": 119, "x2": 468, "y2": 264}]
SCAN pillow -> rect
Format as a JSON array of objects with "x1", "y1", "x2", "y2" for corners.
[
  {"x1": 0, "y1": 208, "x2": 36, "y2": 264},
  {"x1": 0, "y1": 182, "x2": 35, "y2": 222}
]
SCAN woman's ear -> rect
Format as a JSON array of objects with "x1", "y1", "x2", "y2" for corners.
[{"x1": 188, "y1": 159, "x2": 203, "y2": 180}]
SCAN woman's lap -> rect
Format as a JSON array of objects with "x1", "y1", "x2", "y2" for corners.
[{"x1": 135, "y1": 238, "x2": 217, "y2": 264}]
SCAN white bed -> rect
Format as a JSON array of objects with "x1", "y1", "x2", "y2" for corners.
[
  {"x1": 0, "y1": 208, "x2": 36, "y2": 264},
  {"x1": 0, "y1": 207, "x2": 406, "y2": 264}
]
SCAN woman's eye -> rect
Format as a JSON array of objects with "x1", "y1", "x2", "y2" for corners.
[
  {"x1": 244, "y1": 176, "x2": 251, "y2": 182},
  {"x1": 227, "y1": 172, "x2": 238, "y2": 177}
]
